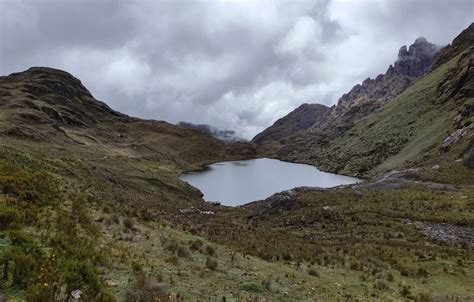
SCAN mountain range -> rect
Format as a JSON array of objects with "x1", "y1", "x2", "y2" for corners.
[
  {"x1": 0, "y1": 23, "x2": 472, "y2": 301},
  {"x1": 253, "y1": 24, "x2": 473, "y2": 179}
]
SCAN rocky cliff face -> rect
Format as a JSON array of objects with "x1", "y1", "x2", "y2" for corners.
[
  {"x1": 251, "y1": 103, "x2": 329, "y2": 144},
  {"x1": 254, "y1": 37, "x2": 443, "y2": 141},
  {"x1": 320, "y1": 37, "x2": 442, "y2": 135},
  {"x1": 253, "y1": 23, "x2": 473, "y2": 178}
]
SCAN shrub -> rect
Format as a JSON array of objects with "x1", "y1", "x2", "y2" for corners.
[
  {"x1": 307, "y1": 268, "x2": 320, "y2": 277},
  {"x1": 205, "y1": 245, "x2": 216, "y2": 257},
  {"x1": 164, "y1": 239, "x2": 179, "y2": 253},
  {"x1": 177, "y1": 245, "x2": 191, "y2": 259},
  {"x1": 140, "y1": 210, "x2": 154, "y2": 222},
  {"x1": 189, "y1": 239, "x2": 203, "y2": 251},
  {"x1": 416, "y1": 292, "x2": 434, "y2": 302},
  {"x1": 123, "y1": 218, "x2": 134, "y2": 230},
  {"x1": 400, "y1": 285, "x2": 412, "y2": 298},
  {"x1": 205, "y1": 257, "x2": 218, "y2": 271},
  {"x1": 0, "y1": 205, "x2": 20, "y2": 230},
  {"x1": 12, "y1": 252, "x2": 35, "y2": 287},
  {"x1": 26, "y1": 282, "x2": 60, "y2": 302},
  {"x1": 111, "y1": 215, "x2": 120, "y2": 224},
  {"x1": 240, "y1": 282, "x2": 264, "y2": 293},
  {"x1": 132, "y1": 261, "x2": 142, "y2": 273},
  {"x1": 126, "y1": 275, "x2": 169, "y2": 302},
  {"x1": 96, "y1": 289, "x2": 117, "y2": 302},
  {"x1": 417, "y1": 267, "x2": 429, "y2": 278},
  {"x1": 373, "y1": 280, "x2": 389, "y2": 291},
  {"x1": 62, "y1": 259, "x2": 101, "y2": 297}
]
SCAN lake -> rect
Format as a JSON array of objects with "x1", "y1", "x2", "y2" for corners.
[{"x1": 180, "y1": 158, "x2": 361, "y2": 206}]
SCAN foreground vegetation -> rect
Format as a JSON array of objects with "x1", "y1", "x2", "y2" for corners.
[
  {"x1": 0, "y1": 24, "x2": 472, "y2": 300},
  {"x1": 1, "y1": 134, "x2": 472, "y2": 301}
]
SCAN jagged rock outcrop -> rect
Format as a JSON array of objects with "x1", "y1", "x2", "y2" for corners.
[
  {"x1": 253, "y1": 37, "x2": 443, "y2": 143},
  {"x1": 434, "y1": 22, "x2": 473, "y2": 69},
  {"x1": 253, "y1": 23, "x2": 473, "y2": 177},
  {"x1": 319, "y1": 37, "x2": 442, "y2": 136},
  {"x1": 391, "y1": 37, "x2": 441, "y2": 77},
  {"x1": 251, "y1": 103, "x2": 329, "y2": 144}
]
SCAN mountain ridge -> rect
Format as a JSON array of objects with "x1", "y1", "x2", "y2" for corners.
[{"x1": 252, "y1": 23, "x2": 473, "y2": 179}]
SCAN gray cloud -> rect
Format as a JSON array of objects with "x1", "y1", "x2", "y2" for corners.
[{"x1": 0, "y1": 0, "x2": 472, "y2": 138}]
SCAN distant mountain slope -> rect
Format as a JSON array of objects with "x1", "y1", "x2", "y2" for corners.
[
  {"x1": 254, "y1": 23, "x2": 473, "y2": 181},
  {"x1": 251, "y1": 103, "x2": 329, "y2": 144},
  {"x1": 321, "y1": 37, "x2": 442, "y2": 136},
  {"x1": 177, "y1": 121, "x2": 244, "y2": 143},
  {"x1": 0, "y1": 67, "x2": 254, "y2": 170}
]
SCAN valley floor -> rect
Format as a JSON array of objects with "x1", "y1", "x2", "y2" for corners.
[{"x1": 0, "y1": 137, "x2": 473, "y2": 301}]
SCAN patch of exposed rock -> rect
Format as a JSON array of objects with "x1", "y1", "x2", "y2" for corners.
[
  {"x1": 243, "y1": 190, "x2": 304, "y2": 219},
  {"x1": 405, "y1": 220, "x2": 474, "y2": 247},
  {"x1": 357, "y1": 169, "x2": 458, "y2": 191}
]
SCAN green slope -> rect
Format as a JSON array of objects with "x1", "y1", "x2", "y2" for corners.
[{"x1": 277, "y1": 48, "x2": 473, "y2": 183}]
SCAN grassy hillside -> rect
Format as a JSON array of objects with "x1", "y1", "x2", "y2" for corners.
[
  {"x1": 273, "y1": 48, "x2": 473, "y2": 183},
  {"x1": 1, "y1": 140, "x2": 473, "y2": 301},
  {"x1": 0, "y1": 28, "x2": 472, "y2": 301}
]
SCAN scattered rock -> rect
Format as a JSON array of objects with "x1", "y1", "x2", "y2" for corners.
[
  {"x1": 322, "y1": 206, "x2": 334, "y2": 212},
  {"x1": 357, "y1": 177, "x2": 412, "y2": 190},
  {"x1": 432, "y1": 165, "x2": 440, "y2": 170},
  {"x1": 200, "y1": 210, "x2": 215, "y2": 215},
  {"x1": 405, "y1": 220, "x2": 474, "y2": 247},
  {"x1": 357, "y1": 167, "x2": 457, "y2": 191},
  {"x1": 440, "y1": 127, "x2": 467, "y2": 152},
  {"x1": 179, "y1": 207, "x2": 215, "y2": 215},
  {"x1": 245, "y1": 191, "x2": 303, "y2": 219},
  {"x1": 179, "y1": 208, "x2": 199, "y2": 214},
  {"x1": 381, "y1": 168, "x2": 421, "y2": 180},
  {"x1": 464, "y1": 138, "x2": 474, "y2": 168},
  {"x1": 422, "y1": 182, "x2": 457, "y2": 191}
]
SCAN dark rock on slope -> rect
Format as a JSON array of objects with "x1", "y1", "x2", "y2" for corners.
[
  {"x1": 251, "y1": 103, "x2": 329, "y2": 144},
  {"x1": 434, "y1": 22, "x2": 473, "y2": 69},
  {"x1": 320, "y1": 37, "x2": 442, "y2": 136},
  {"x1": 253, "y1": 37, "x2": 443, "y2": 143},
  {"x1": 253, "y1": 23, "x2": 473, "y2": 179}
]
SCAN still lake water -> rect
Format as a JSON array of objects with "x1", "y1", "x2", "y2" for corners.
[{"x1": 180, "y1": 158, "x2": 361, "y2": 206}]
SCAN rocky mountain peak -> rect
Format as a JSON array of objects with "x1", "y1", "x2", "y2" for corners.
[{"x1": 393, "y1": 37, "x2": 442, "y2": 77}]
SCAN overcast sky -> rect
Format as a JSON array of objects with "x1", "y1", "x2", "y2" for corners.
[{"x1": 0, "y1": 0, "x2": 472, "y2": 138}]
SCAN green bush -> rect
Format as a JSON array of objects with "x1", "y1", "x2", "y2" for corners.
[
  {"x1": 96, "y1": 289, "x2": 117, "y2": 302},
  {"x1": 308, "y1": 268, "x2": 320, "y2": 277},
  {"x1": 123, "y1": 218, "x2": 134, "y2": 230},
  {"x1": 26, "y1": 281, "x2": 60, "y2": 302},
  {"x1": 373, "y1": 280, "x2": 389, "y2": 291},
  {"x1": 189, "y1": 239, "x2": 203, "y2": 251},
  {"x1": 126, "y1": 275, "x2": 169, "y2": 302},
  {"x1": 62, "y1": 259, "x2": 100, "y2": 297},
  {"x1": 205, "y1": 257, "x2": 218, "y2": 271},
  {"x1": 205, "y1": 245, "x2": 216, "y2": 257},
  {"x1": 240, "y1": 282, "x2": 264, "y2": 293},
  {"x1": 12, "y1": 251, "x2": 35, "y2": 287},
  {"x1": 177, "y1": 245, "x2": 191, "y2": 259},
  {"x1": 0, "y1": 204, "x2": 20, "y2": 230}
]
